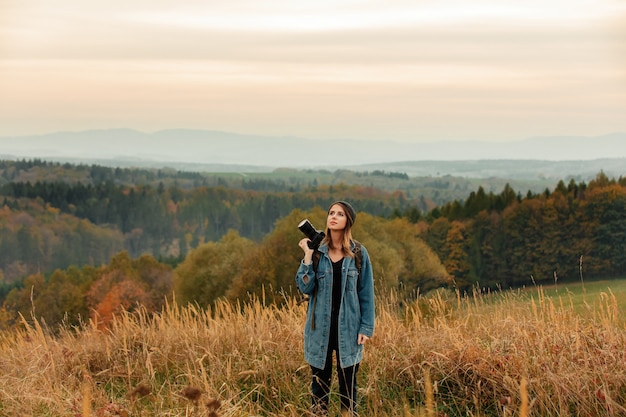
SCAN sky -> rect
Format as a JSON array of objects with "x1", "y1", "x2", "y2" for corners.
[{"x1": 1, "y1": 0, "x2": 625, "y2": 143}]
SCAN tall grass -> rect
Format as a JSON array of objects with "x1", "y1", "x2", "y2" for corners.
[{"x1": 0, "y1": 285, "x2": 625, "y2": 416}]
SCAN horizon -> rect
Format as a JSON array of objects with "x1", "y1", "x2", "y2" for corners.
[
  {"x1": 2, "y1": 126, "x2": 626, "y2": 144},
  {"x1": 1, "y1": 130, "x2": 626, "y2": 168},
  {"x1": 1, "y1": 1, "x2": 625, "y2": 143}
]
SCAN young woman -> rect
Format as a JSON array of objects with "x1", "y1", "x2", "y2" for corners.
[{"x1": 295, "y1": 201, "x2": 375, "y2": 416}]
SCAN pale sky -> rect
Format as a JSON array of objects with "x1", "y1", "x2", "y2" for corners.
[{"x1": 1, "y1": 0, "x2": 625, "y2": 142}]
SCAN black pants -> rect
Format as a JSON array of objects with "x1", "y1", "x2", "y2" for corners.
[{"x1": 310, "y1": 347, "x2": 359, "y2": 416}]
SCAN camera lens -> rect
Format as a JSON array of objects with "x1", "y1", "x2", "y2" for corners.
[
  {"x1": 297, "y1": 219, "x2": 325, "y2": 250},
  {"x1": 298, "y1": 219, "x2": 316, "y2": 237}
]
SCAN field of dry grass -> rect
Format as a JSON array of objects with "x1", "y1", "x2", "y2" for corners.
[{"x1": 1, "y1": 283, "x2": 625, "y2": 417}]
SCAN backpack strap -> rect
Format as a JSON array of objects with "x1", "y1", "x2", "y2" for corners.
[
  {"x1": 352, "y1": 240, "x2": 362, "y2": 280},
  {"x1": 309, "y1": 250, "x2": 321, "y2": 329},
  {"x1": 312, "y1": 249, "x2": 321, "y2": 274}
]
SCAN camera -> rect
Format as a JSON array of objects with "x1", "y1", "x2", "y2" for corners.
[{"x1": 298, "y1": 219, "x2": 325, "y2": 250}]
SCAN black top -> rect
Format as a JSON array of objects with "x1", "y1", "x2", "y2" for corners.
[{"x1": 329, "y1": 257, "x2": 343, "y2": 350}]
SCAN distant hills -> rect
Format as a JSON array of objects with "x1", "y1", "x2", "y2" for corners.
[{"x1": 1, "y1": 129, "x2": 625, "y2": 179}]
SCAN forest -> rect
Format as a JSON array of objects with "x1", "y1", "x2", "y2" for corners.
[{"x1": 0, "y1": 159, "x2": 625, "y2": 330}]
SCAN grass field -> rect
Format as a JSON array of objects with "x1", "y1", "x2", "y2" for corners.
[
  {"x1": 1, "y1": 279, "x2": 625, "y2": 416},
  {"x1": 536, "y1": 278, "x2": 626, "y2": 311}
]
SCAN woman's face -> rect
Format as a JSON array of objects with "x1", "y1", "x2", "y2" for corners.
[{"x1": 327, "y1": 204, "x2": 348, "y2": 233}]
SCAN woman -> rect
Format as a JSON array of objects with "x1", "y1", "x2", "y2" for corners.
[{"x1": 295, "y1": 201, "x2": 375, "y2": 416}]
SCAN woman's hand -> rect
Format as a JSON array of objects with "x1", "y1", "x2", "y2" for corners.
[
  {"x1": 299, "y1": 238, "x2": 314, "y2": 264},
  {"x1": 357, "y1": 334, "x2": 370, "y2": 345}
]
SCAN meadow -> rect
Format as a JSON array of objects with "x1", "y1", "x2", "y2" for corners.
[{"x1": 1, "y1": 280, "x2": 625, "y2": 417}]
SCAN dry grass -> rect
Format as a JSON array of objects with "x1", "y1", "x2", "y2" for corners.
[{"x1": 0, "y1": 286, "x2": 625, "y2": 416}]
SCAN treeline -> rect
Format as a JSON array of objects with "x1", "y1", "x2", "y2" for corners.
[
  {"x1": 0, "y1": 211, "x2": 448, "y2": 330},
  {"x1": 0, "y1": 161, "x2": 427, "y2": 283},
  {"x1": 2, "y1": 158, "x2": 557, "y2": 205},
  {"x1": 0, "y1": 159, "x2": 208, "y2": 187},
  {"x1": 417, "y1": 173, "x2": 626, "y2": 289},
  {"x1": 356, "y1": 170, "x2": 410, "y2": 180}
]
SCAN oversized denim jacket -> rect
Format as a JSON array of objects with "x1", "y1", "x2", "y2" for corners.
[{"x1": 295, "y1": 241, "x2": 375, "y2": 369}]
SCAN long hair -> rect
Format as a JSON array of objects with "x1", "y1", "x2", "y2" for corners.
[{"x1": 322, "y1": 202, "x2": 355, "y2": 259}]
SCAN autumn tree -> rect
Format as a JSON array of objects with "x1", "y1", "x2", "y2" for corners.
[
  {"x1": 465, "y1": 210, "x2": 505, "y2": 288},
  {"x1": 32, "y1": 269, "x2": 89, "y2": 327},
  {"x1": 442, "y1": 221, "x2": 473, "y2": 290},
  {"x1": 582, "y1": 181, "x2": 626, "y2": 277},
  {"x1": 86, "y1": 251, "x2": 173, "y2": 327},
  {"x1": 174, "y1": 230, "x2": 254, "y2": 306},
  {"x1": 226, "y1": 208, "x2": 319, "y2": 304},
  {"x1": 355, "y1": 216, "x2": 449, "y2": 295},
  {"x1": 424, "y1": 217, "x2": 452, "y2": 261},
  {"x1": 3, "y1": 273, "x2": 45, "y2": 325}
]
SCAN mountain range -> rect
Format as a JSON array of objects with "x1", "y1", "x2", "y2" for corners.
[{"x1": 1, "y1": 129, "x2": 625, "y2": 179}]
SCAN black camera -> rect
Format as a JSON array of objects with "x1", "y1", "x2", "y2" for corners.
[{"x1": 298, "y1": 219, "x2": 325, "y2": 250}]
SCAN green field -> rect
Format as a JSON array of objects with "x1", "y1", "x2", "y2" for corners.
[{"x1": 526, "y1": 278, "x2": 626, "y2": 315}]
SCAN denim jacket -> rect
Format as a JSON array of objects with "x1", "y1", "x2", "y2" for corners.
[{"x1": 295, "y1": 241, "x2": 375, "y2": 369}]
